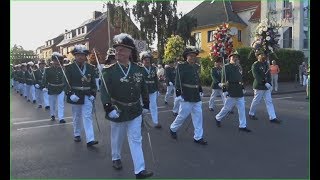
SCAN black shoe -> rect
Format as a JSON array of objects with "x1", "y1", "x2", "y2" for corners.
[
  {"x1": 164, "y1": 101, "x2": 168, "y2": 105},
  {"x1": 239, "y1": 127, "x2": 252, "y2": 132},
  {"x1": 154, "y1": 124, "x2": 162, "y2": 129},
  {"x1": 27, "y1": 99, "x2": 30, "y2": 102},
  {"x1": 173, "y1": 112, "x2": 178, "y2": 116},
  {"x1": 209, "y1": 108, "x2": 214, "y2": 111},
  {"x1": 249, "y1": 115, "x2": 258, "y2": 120},
  {"x1": 87, "y1": 140, "x2": 99, "y2": 147},
  {"x1": 38, "y1": 105, "x2": 42, "y2": 108},
  {"x1": 169, "y1": 128, "x2": 177, "y2": 139},
  {"x1": 74, "y1": 136, "x2": 81, "y2": 142},
  {"x1": 112, "y1": 159, "x2": 123, "y2": 170},
  {"x1": 45, "y1": 106, "x2": 50, "y2": 110},
  {"x1": 59, "y1": 119, "x2": 66, "y2": 123},
  {"x1": 194, "y1": 138, "x2": 208, "y2": 145},
  {"x1": 270, "y1": 118, "x2": 281, "y2": 124},
  {"x1": 229, "y1": 110, "x2": 234, "y2": 114},
  {"x1": 135, "y1": 170, "x2": 153, "y2": 179},
  {"x1": 215, "y1": 118, "x2": 221, "y2": 127},
  {"x1": 51, "y1": 116, "x2": 55, "y2": 121},
  {"x1": 32, "y1": 100, "x2": 36, "y2": 104},
  {"x1": 20, "y1": 94, "x2": 23, "y2": 96}
]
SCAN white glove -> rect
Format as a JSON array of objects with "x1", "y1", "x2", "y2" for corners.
[
  {"x1": 142, "y1": 108, "x2": 149, "y2": 114},
  {"x1": 218, "y1": 83, "x2": 223, "y2": 88},
  {"x1": 35, "y1": 84, "x2": 40, "y2": 88},
  {"x1": 108, "y1": 109, "x2": 120, "y2": 118},
  {"x1": 175, "y1": 96, "x2": 184, "y2": 102},
  {"x1": 70, "y1": 94, "x2": 80, "y2": 102},
  {"x1": 199, "y1": 92, "x2": 204, "y2": 97},
  {"x1": 169, "y1": 82, "x2": 173, "y2": 86},
  {"x1": 24, "y1": 83, "x2": 27, "y2": 86},
  {"x1": 223, "y1": 92, "x2": 229, "y2": 97},
  {"x1": 157, "y1": 91, "x2": 160, "y2": 97},
  {"x1": 243, "y1": 89, "x2": 246, "y2": 94},
  {"x1": 42, "y1": 88, "x2": 48, "y2": 92},
  {"x1": 88, "y1": 95, "x2": 95, "y2": 101},
  {"x1": 265, "y1": 83, "x2": 272, "y2": 90}
]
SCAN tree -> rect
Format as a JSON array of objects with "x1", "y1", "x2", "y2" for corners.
[
  {"x1": 132, "y1": 1, "x2": 178, "y2": 59},
  {"x1": 176, "y1": 14, "x2": 197, "y2": 45},
  {"x1": 163, "y1": 35, "x2": 185, "y2": 64},
  {"x1": 10, "y1": 44, "x2": 37, "y2": 65}
]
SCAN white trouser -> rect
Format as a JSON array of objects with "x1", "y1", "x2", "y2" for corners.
[
  {"x1": 26, "y1": 85, "x2": 32, "y2": 101},
  {"x1": 31, "y1": 85, "x2": 36, "y2": 101},
  {"x1": 170, "y1": 101, "x2": 204, "y2": 140},
  {"x1": 149, "y1": 92, "x2": 158, "y2": 124},
  {"x1": 110, "y1": 115, "x2": 145, "y2": 174},
  {"x1": 11, "y1": 79, "x2": 13, "y2": 87},
  {"x1": 208, "y1": 89, "x2": 226, "y2": 109},
  {"x1": 49, "y1": 91, "x2": 65, "y2": 120},
  {"x1": 14, "y1": 81, "x2": 19, "y2": 91},
  {"x1": 271, "y1": 74, "x2": 278, "y2": 91},
  {"x1": 95, "y1": 78, "x2": 100, "y2": 91},
  {"x1": 35, "y1": 88, "x2": 43, "y2": 106},
  {"x1": 19, "y1": 83, "x2": 24, "y2": 95},
  {"x1": 72, "y1": 96, "x2": 95, "y2": 143},
  {"x1": 215, "y1": 97, "x2": 247, "y2": 128},
  {"x1": 43, "y1": 90, "x2": 50, "y2": 107},
  {"x1": 302, "y1": 75, "x2": 307, "y2": 86},
  {"x1": 299, "y1": 74, "x2": 303, "y2": 85},
  {"x1": 164, "y1": 85, "x2": 175, "y2": 102},
  {"x1": 23, "y1": 83, "x2": 27, "y2": 97},
  {"x1": 249, "y1": 89, "x2": 276, "y2": 120},
  {"x1": 172, "y1": 97, "x2": 181, "y2": 114}
]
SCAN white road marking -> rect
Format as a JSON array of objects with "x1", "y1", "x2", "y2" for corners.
[
  {"x1": 17, "y1": 122, "x2": 73, "y2": 131},
  {"x1": 13, "y1": 116, "x2": 73, "y2": 125},
  {"x1": 273, "y1": 96, "x2": 293, "y2": 100},
  {"x1": 11, "y1": 117, "x2": 30, "y2": 121}
]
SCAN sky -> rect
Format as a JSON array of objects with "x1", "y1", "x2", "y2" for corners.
[{"x1": 11, "y1": 1, "x2": 202, "y2": 51}]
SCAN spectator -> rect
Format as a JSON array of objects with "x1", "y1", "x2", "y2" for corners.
[
  {"x1": 269, "y1": 60, "x2": 280, "y2": 92},
  {"x1": 299, "y1": 62, "x2": 307, "y2": 86}
]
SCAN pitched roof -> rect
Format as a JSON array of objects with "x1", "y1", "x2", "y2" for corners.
[
  {"x1": 42, "y1": 34, "x2": 64, "y2": 50},
  {"x1": 230, "y1": 1, "x2": 260, "y2": 12},
  {"x1": 56, "y1": 29, "x2": 77, "y2": 47},
  {"x1": 249, "y1": 3, "x2": 261, "y2": 22},
  {"x1": 185, "y1": 0, "x2": 247, "y2": 29}
]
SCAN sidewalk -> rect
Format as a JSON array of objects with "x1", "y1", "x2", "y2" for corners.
[{"x1": 202, "y1": 81, "x2": 306, "y2": 97}]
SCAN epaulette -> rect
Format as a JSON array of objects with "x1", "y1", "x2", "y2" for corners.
[
  {"x1": 177, "y1": 61, "x2": 186, "y2": 64},
  {"x1": 134, "y1": 62, "x2": 144, "y2": 67},
  {"x1": 103, "y1": 63, "x2": 116, "y2": 69}
]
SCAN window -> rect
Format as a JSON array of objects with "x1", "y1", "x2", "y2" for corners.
[
  {"x1": 283, "y1": 27, "x2": 292, "y2": 48},
  {"x1": 207, "y1": 30, "x2": 216, "y2": 42},
  {"x1": 268, "y1": 0, "x2": 276, "y2": 12},
  {"x1": 303, "y1": 30, "x2": 308, "y2": 49},
  {"x1": 77, "y1": 26, "x2": 86, "y2": 36},
  {"x1": 283, "y1": 0, "x2": 293, "y2": 19},
  {"x1": 237, "y1": 30, "x2": 242, "y2": 42},
  {"x1": 194, "y1": 32, "x2": 201, "y2": 50}
]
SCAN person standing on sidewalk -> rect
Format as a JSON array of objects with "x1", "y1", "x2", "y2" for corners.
[
  {"x1": 100, "y1": 33, "x2": 153, "y2": 179},
  {"x1": 214, "y1": 51, "x2": 251, "y2": 132},
  {"x1": 169, "y1": 46, "x2": 208, "y2": 145},
  {"x1": 248, "y1": 51, "x2": 281, "y2": 124},
  {"x1": 208, "y1": 58, "x2": 226, "y2": 111},
  {"x1": 140, "y1": 51, "x2": 161, "y2": 129},
  {"x1": 269, "y1": 60, "x2": 280, "y2": 92},
  {"x1": 42, "y1": 52, "x2": 66, "y2": 123}
]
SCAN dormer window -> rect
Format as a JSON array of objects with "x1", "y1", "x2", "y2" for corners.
[
  {"x1": 65, "y1": 32, "x2": 73, "y2": 40},
  {"x1": 77, "y1": 26, "x2": 87, "y2": 36}
]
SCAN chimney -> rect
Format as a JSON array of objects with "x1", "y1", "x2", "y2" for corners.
[
  {"x1": 65, "y1": 29, "x2": 68, "y2": 33},
  {"x1": 93, "y1": 11, "x2": 102, "y2": 20}
]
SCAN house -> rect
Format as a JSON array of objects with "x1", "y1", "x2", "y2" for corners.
[
  {"x1": 35, "y1": 45, "x2": 45, "y2": 60},
  {"x1": 184, "y1": 0, "x2": 260, "y2": 58},
  {"x1": 56, "y1": 9, "x2": 140, "y2": 63},
  {"x1": 260, "y1": 0, "x2": 309, "y2": 58},
  {"x1": 41, "y1": 34, "x2": 64, "y2": 61}
]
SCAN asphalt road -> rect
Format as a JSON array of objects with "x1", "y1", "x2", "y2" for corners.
[{"x1": 11, "y1": 89, "x2": 309, "y2": 179}]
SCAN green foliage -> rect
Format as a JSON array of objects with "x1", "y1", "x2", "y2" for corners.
[
  {"x1": 163, "y1": 35, "x2": 185, "y2": 64},
  {"x1": 10, "y1": 44, "x2": 37, "y2": 65},
  {"x1": 176, "y1": 15, "x2": 197, "y2": 45},
  {"x1": 199, "y1": 56, "x2": 214, "y2": 86}
]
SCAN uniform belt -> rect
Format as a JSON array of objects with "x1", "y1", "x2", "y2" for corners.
[
  {"x1": 111, "y1": 98, "x2": 140, "y2": 107},
  {"x1": 72, "y1": 86, "x2": 91, "y2": 90},
  {"x1": 48, "y1": 83, "x2": 64, "y2": 87},
  {"x1": 26, "y1": 78, "x2": 33, "y2": 81},
  {"x1": 145, "y1": 80, "x2": 155, "y2": 84},
  {"x1": 182, "y1": 83, "x2": 199, "y2": 88}
]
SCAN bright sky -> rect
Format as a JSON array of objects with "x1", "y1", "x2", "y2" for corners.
[{"x1": 11, "y1": 1, "x2": 202, "y2": 51}]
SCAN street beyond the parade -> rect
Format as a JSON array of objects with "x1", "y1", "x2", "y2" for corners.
[{"x1": 11, "y1": 88, "x2": 309, "y2": 179}]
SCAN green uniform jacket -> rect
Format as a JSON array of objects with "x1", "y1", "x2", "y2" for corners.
[
  {"x1": 165, "y1": 66, "x2": 176, "y2": 86},
  {"x1": 175, "y1": 62, "x2": 201, "y2": 102},
  {"x1": 211, "y1": 67, "x2": 222, "y2": 89},
  {"x1": 34, "y1": 68, "x2": 45, "y2": 89},
  {"x1": 223, "y1": 63, "x2": 244, "y2": 97},
  {"x1": 15, "y1": 70, "x2": 22, "y2": 83},
  {"x1": 100, "y1": 62, "x2": 149, "y2": 122},
  {"x1": 141, "y1": 65, "x2": 158, "y2": 94},
  {"x1": 65, "y1": 62, "x2": 97, "y2": 105},
  {"x1": 25, "y1": 70, "x2": 36, "y2": 85},
  {"x1": 42, "y1": 66, "x2": 66, "y2": 95},
  {"x1": 252, "y1": 61, "x2": 270, "y2": 90}
]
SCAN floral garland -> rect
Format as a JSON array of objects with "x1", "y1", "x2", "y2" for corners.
[
  {"x1": 210, "y1": 23, "x2": 234, "y2": 61},
  {"x1": 251, "y1": 19, "x2": 281, "y2": 56}
]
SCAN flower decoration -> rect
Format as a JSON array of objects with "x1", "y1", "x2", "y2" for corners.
[
  {"x1": 251, "y1": 19, "x2": 281, "y2": 56},
  {"x1": 164, "y1": 35, "x2": 185, "y2": 64},
  {"x1": 210, "y1": 23, "x2": 234, "y2": 61}
]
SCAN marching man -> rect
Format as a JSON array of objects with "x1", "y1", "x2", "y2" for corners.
[{"x1": 64, "y1": 44, "x2": 99, "y2": 146}]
